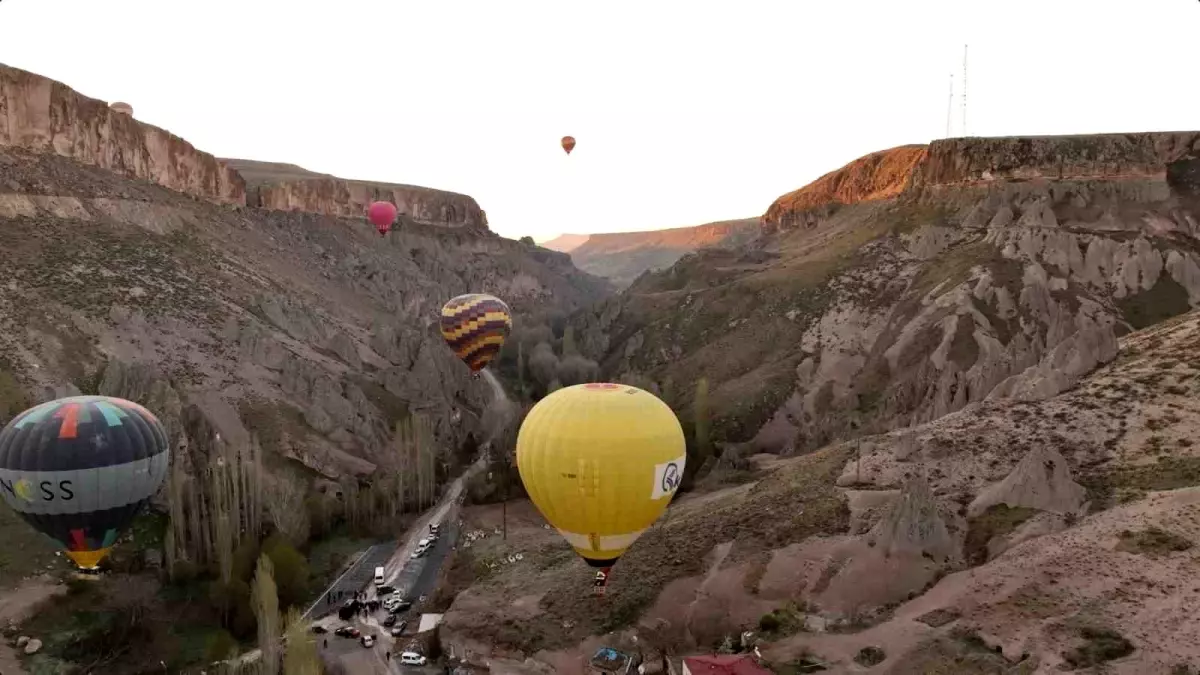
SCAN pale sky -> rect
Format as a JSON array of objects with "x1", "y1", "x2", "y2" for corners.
[{"x1": 1, "y1": 1, "x2": 1197, "y2": 241}]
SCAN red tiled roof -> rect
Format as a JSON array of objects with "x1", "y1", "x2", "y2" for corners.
[{"x1": 682, "y1": 654, "x2": 773, "y2": 674}]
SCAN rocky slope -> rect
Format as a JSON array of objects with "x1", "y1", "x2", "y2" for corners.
[
  {"x1": 573, "y1": 132, "x2": 1200, "y2": 466},
  {"x1": 439, "y1": 308, "x2": 1200, "y2": 674},
  {"x1": 551, "y1": 219, "x2": 761, "y2": 288},
  {"x1": 0, "y1": 67, "x2": 609, "y2": 488}
]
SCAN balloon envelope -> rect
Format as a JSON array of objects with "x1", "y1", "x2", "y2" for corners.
[
  {"x1": 516, "y1": 383, "x2": 685, "y2": 570},
  {"x1": 0, "y1": 396, "x2": 170, "y2": 569},
  {"x1": 561, "y1": 136, "x2": 576, "y2": 155},
  {"x1": 368, "y1": 201, "x2": 397, "y2": 234},
  {"x1": 439, "y1": 294, "x2": 512, "y2": 373}
]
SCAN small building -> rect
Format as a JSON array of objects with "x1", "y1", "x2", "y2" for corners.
[{"x1": 681, "y1": 655, "x2": 772, "y2": 675}]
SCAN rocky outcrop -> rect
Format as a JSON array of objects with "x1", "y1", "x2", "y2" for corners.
[
  {"x1": 0, "y1": 63, "x2": 244, "y2": 204},
  {"x1": 224, "y1": 158, "x2": 486, "y2": 228},
  {"x1": 911, "y1": 132, "x2": 1200, "y2": 188},
  {"x1": 869, "y1": 476, "x2": 956, "y2": 561},
  {"x1": 967, "y1": 445, "x2": 1087, "y2": 518},
  {"x1": 763, "y1": 145, "x2": 927, "y2": 231}
]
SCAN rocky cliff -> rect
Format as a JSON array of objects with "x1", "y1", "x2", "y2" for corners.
[
  {"x1": 0, "y1": 63, "x2": 490, "y2": 229},
  {"x1": 224, "y1": 158, "x2": 487, "y2": 228},
  {"x1": 549, "y1": 218, "x2": 761, "y2": 287},
  {"x1": 0, "y1": 63, "x2": 245, "y2": 205},
  {"x1": 574, "y1": 131, "x2": 1200, "y2": 465}
]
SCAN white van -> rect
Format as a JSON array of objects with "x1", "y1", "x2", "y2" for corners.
[
  {"x1": 399, "y1": 652, "x2": 427, "y2": 666},
  {"x1": 373, "y1": 566, "x2": 385, "y2": 585}
]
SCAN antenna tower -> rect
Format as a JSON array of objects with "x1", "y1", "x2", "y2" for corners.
[
  {"x1": 961, "y1": 44, "x2": 969, "y2": 136},
  {"x1": 945, "y1": 74, "x2": 954, "y2": 138}
]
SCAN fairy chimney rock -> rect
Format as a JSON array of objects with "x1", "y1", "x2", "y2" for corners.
[
  {"x1": 967, "y1": 445, "x2": 1086, "y2": 518},
  {"x1": 868, "y1": 476, "x2": 955, "y2": 562}
]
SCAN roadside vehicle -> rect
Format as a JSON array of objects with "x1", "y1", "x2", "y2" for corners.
[{"x1": 399, "y1": 651, "x2": 427, "y2": 666}]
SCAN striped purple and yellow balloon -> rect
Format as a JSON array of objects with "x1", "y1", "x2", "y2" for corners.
[
  {"x1": 0, "y1": 396, "x2": 170, "y2": 570},
  {"x1": 439, "y1": 293, "x2": 513, "y2": 373}
]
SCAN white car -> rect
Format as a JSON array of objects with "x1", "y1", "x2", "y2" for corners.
[
  {"x1": 399, "y1": 651, "x2": 427, "y2": 666},
  {"x1": 360, "y1": 635, "x2": 375, "y2": 648}
]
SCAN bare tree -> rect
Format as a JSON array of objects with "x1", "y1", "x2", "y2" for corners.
[
  {"x1": 212, "y1": 462, "x2": 235, "y2": 583},
  {"x1": 562, "y1": 325, "x2": 578, "y2": 357},
  {"x1": 165, "y1": 440, "x2": 188, "y2": 579},
  {"x1": 282, "y1": 607, "x2": 322, "y2": 675},
  {"x1": 528, "y1": 342, "x2": 559, "y2": 389},
  {"x1": 252, "y1": 554, "x2": 281, "y2": 675},
  {"x1": 517, "y1": 341, "x2": 526, "y2": 395},
  {"x1": 694, "y1": 378, "x2": 712, "y2": 463},
  {"x1": 265, "y1": 473, "x2": 310, "y2": 546}
]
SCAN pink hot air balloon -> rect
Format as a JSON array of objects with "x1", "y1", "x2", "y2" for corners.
[{"x1": 367, "y1": 201, "x2": 398, "y2": 236}]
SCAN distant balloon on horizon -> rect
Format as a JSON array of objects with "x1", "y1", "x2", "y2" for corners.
[
  {"x1": 561, "y1": 136, "x2": 576, "y2": 155},
  {"x1": 109, "y1": 102, "x2": 133, "y2": 117}
]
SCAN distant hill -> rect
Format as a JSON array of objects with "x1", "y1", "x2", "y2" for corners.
[
  {"x1": 540, "y1": 233, "x2": 591, "y2": 253},
  {"x1": 560, "y1": 218, "x2": 761, "y2": 287}
]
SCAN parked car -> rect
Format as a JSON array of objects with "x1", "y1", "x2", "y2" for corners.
[
  {"x1": 389, "y1": 620, "x2": 407, "y2": 637},
  {"x1": 361, "y1": 635, "x2": 375, "y2": 648},
  {"x1": 310, "y1": 624, "x2": 328, "y2": 634},
  {"x1": 375, "y1": 584, "x2": 395, "y2": 596},
  {"x1": 382, "y1": 614, "x2": 396, "y2": 627},
  {"x1": 398, "y1": 651, "x2": 427, "y2": 666}
]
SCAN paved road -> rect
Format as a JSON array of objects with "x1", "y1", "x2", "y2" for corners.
[
  {"x1": 305, "y1": 542, "x2": 399, "y2": 620},
  {"x1": 315, "y1": 456, "x2": 487, "y2": 674}
]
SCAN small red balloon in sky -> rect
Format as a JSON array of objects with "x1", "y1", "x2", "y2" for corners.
[{"x1": 367, "y1": 201, "x2": 397, "y2": 236}]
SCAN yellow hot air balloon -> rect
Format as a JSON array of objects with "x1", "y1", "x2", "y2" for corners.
[{"x1": 516, "y1": 383, "x2": 686, "y2": 595}]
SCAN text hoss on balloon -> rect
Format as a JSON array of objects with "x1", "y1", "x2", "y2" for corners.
[{"x1": 0, "y1": 395, "x2": 170, "y2": 570}]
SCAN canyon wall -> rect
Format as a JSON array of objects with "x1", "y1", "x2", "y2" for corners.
[
  {"x1": 0, "y1": 63, "x2": 245, "y2": 204},
  {"x1": 225, "y1": 158, "x2": 484, "y2": 228},
  {"x1": 0, "y1": 63, "x2": 488, "y2": 228},
  {"x1": 764, "y1": 132, "x2": 1200, "y2": 231}
]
